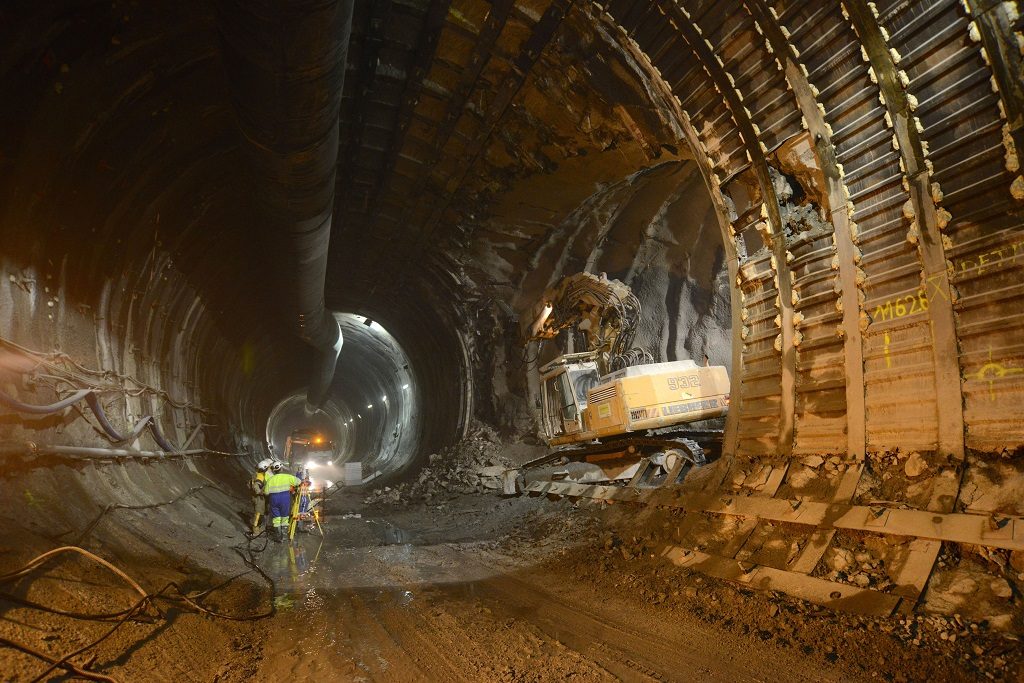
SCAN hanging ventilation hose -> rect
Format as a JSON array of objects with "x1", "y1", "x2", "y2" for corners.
[{"x1": 0, "y1": 388, "x2": 178, "y2": 453}]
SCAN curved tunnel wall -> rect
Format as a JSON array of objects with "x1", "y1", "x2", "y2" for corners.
[
  {"x1": 362, "y1": 0, "x2": 1023, "y2": 467},
  {"x1": 2, "y1": 0, "x2": 1023, "y2": 498},
  {"x1": 604, "y1": 0, "x2": 1024, "y2": 464}
]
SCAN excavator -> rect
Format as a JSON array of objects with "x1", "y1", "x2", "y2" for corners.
[{"x1": 504, "y1": 272, "x2": 730, "y2": 493}]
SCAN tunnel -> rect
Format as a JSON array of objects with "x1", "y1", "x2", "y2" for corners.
[{"x1": 1, "y1": 0, "x2": 1023, "y2": 679}]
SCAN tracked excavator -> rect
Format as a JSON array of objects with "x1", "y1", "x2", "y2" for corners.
[{"x1": 504, "y1": 272, "x2": 730, "y2": 494}]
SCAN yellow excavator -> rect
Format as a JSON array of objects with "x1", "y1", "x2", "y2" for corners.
[{"x1": 505, "y1": 272, "x2": 730, "y2": 493}]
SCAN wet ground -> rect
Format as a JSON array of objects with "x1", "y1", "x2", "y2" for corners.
[
  {"x1": 3, "y1": 482, "x2": 1019, "y2": 681},
  {"x1": 248, "y1": 492, "x2": 1005, "y2": 683},
  {"x1": 255, "y1": 494, "x2": 846, "y2": 682}
]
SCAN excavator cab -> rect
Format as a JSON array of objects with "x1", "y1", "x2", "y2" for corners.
[{"x1": 539, "y1": 356, "x2": 600, "y2": 439}]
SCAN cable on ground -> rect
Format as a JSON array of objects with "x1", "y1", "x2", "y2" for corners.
[{"x1": 0, "y1": 543, "x2": 275, "y2": 682}]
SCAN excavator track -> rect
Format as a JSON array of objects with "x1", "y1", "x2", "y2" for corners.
[
  {"x1": 522, "y1": 433, "x2": 706, "y2": 470},
  {"x1": 512, "y1": 434, "x2": 709, "y2": 495}
]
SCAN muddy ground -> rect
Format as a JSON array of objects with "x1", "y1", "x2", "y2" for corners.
[{"x1": 2, "y1": 474, "x2": 1022, "y2": 682}]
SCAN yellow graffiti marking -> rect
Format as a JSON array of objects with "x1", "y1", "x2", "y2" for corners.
[
  {"x1": 975, "y1": 348, "x2": 1024, "y2": 401},
  {"x1": 883, "y1": 332, "x2": 892, "y2": 368},
  {"x1": 872, "y1": 289, "x2": 930, "y2": 323},
  {"x1": 926, "y1": 273, "x2": 949, "y2": 302},
  {"x1": 949, "y1": 238, "x2": 1024, "y2": 280}
]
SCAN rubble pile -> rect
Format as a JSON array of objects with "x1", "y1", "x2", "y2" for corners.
[
  {"x1": 822, "y1": 545, "x2": 893, "y2": 590},
  {"x1": 364, "y1": 424, "x2": 512, "y2": 507}
]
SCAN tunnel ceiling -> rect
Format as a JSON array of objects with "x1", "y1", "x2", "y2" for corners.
[
  {"x1": 2, "y1": 0, "x2": 1023, "y2": 469},
  {"x1": 333, "y1": 0, "x2": 1024, "y2": 463}
]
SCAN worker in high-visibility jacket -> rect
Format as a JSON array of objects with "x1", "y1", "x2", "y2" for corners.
[
  {"x1": 264, "y1": 461, "x2": 301, "y2": 542},
  {"x1": 249, "y1": 458, "x2": 273, "y2": 535}
]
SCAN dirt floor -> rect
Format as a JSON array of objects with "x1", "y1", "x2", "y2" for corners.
[{"x1": 2, "y1": 482, "x2": 1022, "y2": 682}]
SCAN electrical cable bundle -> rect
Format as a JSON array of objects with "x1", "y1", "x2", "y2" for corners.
[
  {"x1": 0, "y1": 387, "x2": 179, "y2": 453},
  {"x1": 0, "y1": 336, "x2": 224, "y2": 454}
]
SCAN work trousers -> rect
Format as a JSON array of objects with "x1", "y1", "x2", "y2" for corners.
[
  {"x1": 268, "y1": 491, "x2": 291, "y2": 528},
  {"x1": 251, "y1": 495, "x2": 267, "y2": 532}
]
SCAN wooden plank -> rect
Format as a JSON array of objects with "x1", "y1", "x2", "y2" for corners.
[
  {"x1": 786, "y1": 464, "x2": 867, "y2": 574},
  {"x1": 831, "y1": 463, "x2": 864, "y2": 504},
  {"x1": 523, "y1": 480, "x2": 1024, "y2": 550},
  {"x1": 662, "y1": 545, "x2": 901, "y2": 616},
  {"x1": 787, "y1": 530, "x2": 836, "y2": 574},
  {"x1": 759, "y1": 462, "x2": 790, "y2": 497},
  {"x1": 720, "y1": 518, "x2": 760, "y2": 560},
  {"x1": 891, "y1": 539, "x2": 942, "y2": 615}
]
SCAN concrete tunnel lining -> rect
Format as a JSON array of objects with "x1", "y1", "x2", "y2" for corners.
[
  {"x1": 264, "y1": 313, "x2": 421, "y2": 480},
  {"x1": 1, "y1": 0, "x2": 1024, "y2": 678}
]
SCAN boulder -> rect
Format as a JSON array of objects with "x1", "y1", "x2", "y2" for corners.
[
  {"x1": 990, "y1": 578, "x2": 1013, "y2": 599},
  {"x1": 904, "y1": 451, "x2": 927, "y2": 478},
  {"x1": 829, "y1": 547, "x2": 855, "y2": 572},
  {"x1": 1010, "y1": 550, "x2": 1024, "y2": 574}
]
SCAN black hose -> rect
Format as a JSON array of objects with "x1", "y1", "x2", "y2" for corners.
[
  {"x1": 0, "y1": 388, "x2": 181, "y2": 453},
  {"x1": 0, "y1": 388, "x2": 92, "y2": 414},
  {"x1": 219, "y1": 0, "x2": 354, "y2": 408}
]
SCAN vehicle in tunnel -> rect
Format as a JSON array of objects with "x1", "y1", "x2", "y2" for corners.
[{"x1": 509, "y1": 272, "x2": 730, "y2": 491}]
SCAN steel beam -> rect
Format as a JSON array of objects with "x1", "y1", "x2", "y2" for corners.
[
  {"x1": 745, "y1": 0, "x2": 866, "y2": 460},
  {"x1": 385, "y1": 0, "x2": 576, "y2": 291},
  {"x1": 665, "y1": 0, "x2": 796, "y2": 457},
  {"x1": 843, "y1": 0, "x2": 965, "y2": 461}
]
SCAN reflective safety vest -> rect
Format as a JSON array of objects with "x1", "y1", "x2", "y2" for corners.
[
  {"x1": 265, "y1": 472, "x2": 300, "y2": 494},
  {"x1": 250, "y1": 470, "x2": 266, "y2": 495}
]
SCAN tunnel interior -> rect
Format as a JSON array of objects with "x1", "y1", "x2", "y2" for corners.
[{"x1": 2, "y1": 0, "x2": 1024, "y2": 679}]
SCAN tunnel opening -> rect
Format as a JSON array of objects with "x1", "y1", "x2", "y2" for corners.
[{"x1": 265, "y1": 313, "x2": 420, "y2": 485}]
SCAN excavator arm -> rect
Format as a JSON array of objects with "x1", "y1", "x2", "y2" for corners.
[{"x1": 526, "y1": 272, "x2": 651, "y2": 375}]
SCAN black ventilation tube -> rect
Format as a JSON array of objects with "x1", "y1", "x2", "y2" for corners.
[{"x1": 218, "y1": 0, "x2": 354, "y2": 408}]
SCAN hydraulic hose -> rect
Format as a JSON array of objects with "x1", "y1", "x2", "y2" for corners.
[
  {"x1": 0, "y1": 388, "x2": 92, "y2": 414},
  {"x1": 0, "y1": 388, "x2": 178, "y2": 453}
]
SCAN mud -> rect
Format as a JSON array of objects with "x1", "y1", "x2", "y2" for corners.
[
  {"x1": 3, "y1": 451, "x2": 1022, "y2": 682},
  {"x1": 254, "y1": 492, "x2": 1022, "y2": 682}
]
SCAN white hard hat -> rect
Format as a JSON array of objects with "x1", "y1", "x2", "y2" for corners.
[
  {"x1": 271, "y1": 461, "x2": 284, "y2": 472},
  {"x1": 257, "y1": 458, "x2": 273, "y2": 471}
]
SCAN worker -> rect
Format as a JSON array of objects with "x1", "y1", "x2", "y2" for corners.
[
  {"x1": 293, "y1": 466, "x2": 313, "y2": 534},
  {"x1": 264, "y1": 461, "x2": 301, "y2": 542},
  {"x1": 249, "y1": 458, "x2": 273, "y2": 535}
]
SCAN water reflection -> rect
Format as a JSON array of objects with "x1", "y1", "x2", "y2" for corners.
[{"x1": 257, "y1": 513, "x2": 536, "y2": 613}]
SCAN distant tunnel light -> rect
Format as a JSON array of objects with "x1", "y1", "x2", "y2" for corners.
[
  {"x1": 402, "y1": 384, "x2": 409, "y2": 390},
  {"x1": 327, "y1": 460, "x2": 333, "y2": 466},
  {"x1": 382, "y1": 395, "x2": 387, "y2": 401},
  {"x1": 306, "y1": 461, "x2": 317, "y2": 469},
  {"x1": 366, "y1": 404, "x2": 373, "y2": 409}
]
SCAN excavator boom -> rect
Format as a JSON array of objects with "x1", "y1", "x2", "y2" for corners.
[
  {"x1": 510, "y1": 271, "x2": 731, "y2": 494},
  {"x1": 526, "y1": 272, "x2": 651, "y2": 376}
]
